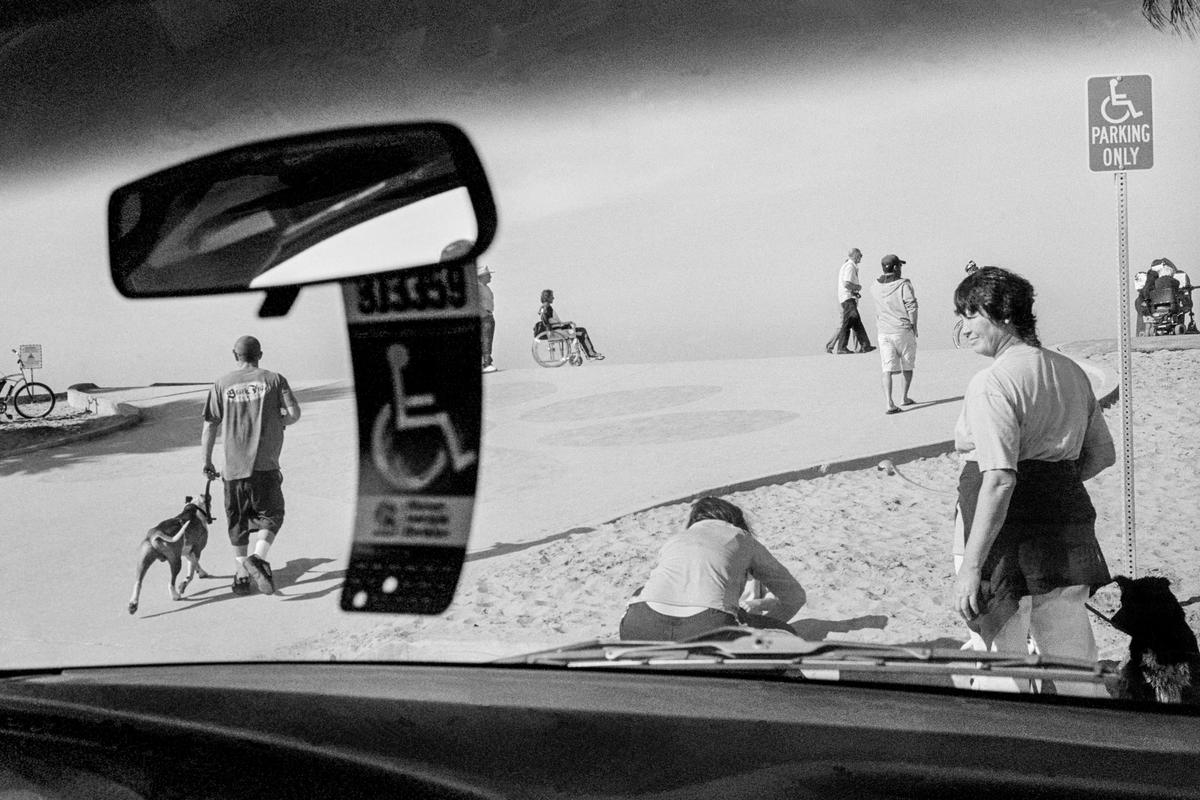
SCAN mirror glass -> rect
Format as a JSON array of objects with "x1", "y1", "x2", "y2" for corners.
[
  {"x1": 250, "y1": 186, "x2": 476, "y2": 289},
  {"x1": 109, "y1": 123, "x2": 494, "y2": 297}
]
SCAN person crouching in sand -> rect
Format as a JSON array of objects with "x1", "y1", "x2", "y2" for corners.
[{"x1": 619, "y1": 497, "x2": 806, "y2": 641}]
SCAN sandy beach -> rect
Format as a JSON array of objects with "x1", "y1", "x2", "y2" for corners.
[{"x1": 285, "y1": 344, "x2": 1200, "y2": 664}]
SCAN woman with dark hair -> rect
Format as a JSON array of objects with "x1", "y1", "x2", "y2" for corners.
[
  {"x1": 951, "y1": 267, "x2": 1115, "y2": 695},
  {"x1": 537, "y1": 289, "x2": 604, "y2": 360},
  {"x1": 619, "y1": 497, "x2": 806, "y2": 641}
]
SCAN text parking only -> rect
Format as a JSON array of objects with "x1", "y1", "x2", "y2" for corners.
[{"x1": 1088, "y1": 74, "x2": 1153, "y2": 171}]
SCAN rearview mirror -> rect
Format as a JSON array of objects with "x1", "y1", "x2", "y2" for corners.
[{"x1": 109, "y1": 123, "x2": 496, "y2": 301}]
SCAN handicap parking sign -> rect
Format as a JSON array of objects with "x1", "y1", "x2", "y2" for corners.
[{"x1": 1088, "y1": 75, "x2": 1153, "y2": 171}]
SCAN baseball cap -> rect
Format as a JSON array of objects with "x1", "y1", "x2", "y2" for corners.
[
  {"x1": 439, "y1": 239, "x2": 474, "y2": 262},
  {"x1": 881, "y1": 254, "x2": 906, "y2": 272}
]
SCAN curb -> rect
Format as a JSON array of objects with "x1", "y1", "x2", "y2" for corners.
[
  {"x1": 67, "y1": 383, "x2": 141, "y2": 418},
  {"x1": 2, "y1": 384, "x2": 145, "y2": 457},
  {"x1": 1, "y1": 411, "x2": 142, "y2": 458},
  {"x1": 615, "y1": 439, "x2": 958, "y2": 520},
  {"x1": 604, "y1": 341, "x2": 1122, "y2": 523}
]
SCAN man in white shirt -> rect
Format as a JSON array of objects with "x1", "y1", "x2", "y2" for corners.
[{"x1": 828, "y1": 248, "x2": 875, "y2": 355}]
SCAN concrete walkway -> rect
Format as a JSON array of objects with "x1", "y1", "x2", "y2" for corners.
[
  {"x1": 470, "y1": 345, "x2": 1115, "y2": 556},
  {"x1": 46, "y1": 346, "x2": 1117, "y2": 557}
]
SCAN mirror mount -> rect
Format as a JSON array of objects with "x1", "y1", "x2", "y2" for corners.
[{"x1": 258, "y1": 286, "x2": 301, "y2": 318}]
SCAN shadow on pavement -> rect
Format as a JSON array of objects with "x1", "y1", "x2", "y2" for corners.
[
  {"x1": 0, "y1": 381, "x2": 354, "y2": 478},
  {"x1": 136, "y1": 557, "x2": 341, "y2": 618},
  {"x1": 292, "y1": 382, "x2": 355, "y2": 405},
  {"x1": 0, "y1": 394, "x2": 206, "y2": 477},
  {"x1": 905, "y1": 395, "x2": 964, "y2": 410}
]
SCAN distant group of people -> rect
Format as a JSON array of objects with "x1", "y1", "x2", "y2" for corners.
[
  {"x1": 441, "y1": 239, "x2": 604, "y2": 373},
  {"x1": 826, "y1": 247, "x2": 921, "y2": 414},
  {"x1": 621, "y1": 263, "x2": 1115, "y2": 696}
]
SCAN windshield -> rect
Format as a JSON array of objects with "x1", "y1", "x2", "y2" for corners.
[{"x1": 2, "y1": 0, "x2": 1199, "y2": 708}]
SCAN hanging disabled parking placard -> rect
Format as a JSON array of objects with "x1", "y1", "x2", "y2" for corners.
[
  {"x1": 339, "y1": 262, "x2": 482, "y2": 614},
  {"x1": 1087, "y1": 75, "x2": 1153, "y2": 172}
]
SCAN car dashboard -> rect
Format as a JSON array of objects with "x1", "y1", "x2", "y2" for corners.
[{"x1": 1, "y1": 662, "x2": 1198, "y2": 799}]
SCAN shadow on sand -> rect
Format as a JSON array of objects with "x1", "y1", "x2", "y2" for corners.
[
  {"x1": 466, "y1": 527, "x2": 597, "y2": 562},
  {"x1": 789, "y1": 614, "x2": 890, "y2": 641}
]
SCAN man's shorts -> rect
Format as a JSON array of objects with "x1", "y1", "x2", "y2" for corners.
[
  {"x1": 224, "y1": 469, "x2": 285, "y2": 546},
  {"x1": 878, "y1": 330, "x2": 917, "y2": 373}
]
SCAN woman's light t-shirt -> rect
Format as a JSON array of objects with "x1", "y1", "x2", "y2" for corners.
[{"x1": 954, "y1": 343, "x2": 1112, "y2": 472}]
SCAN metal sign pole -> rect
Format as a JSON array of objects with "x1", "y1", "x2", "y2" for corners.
[{"x1": 1115, "y1": 170, "x2": 1137, "y2": 577}]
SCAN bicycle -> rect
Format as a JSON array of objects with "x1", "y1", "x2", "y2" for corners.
[{"x1": 0, "y1": 349, "x2": 56, "y2": 420}]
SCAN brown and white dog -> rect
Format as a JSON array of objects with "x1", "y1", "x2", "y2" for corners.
[{"x1": 128, "y1": 481, "x2": 217, "y2": 615}]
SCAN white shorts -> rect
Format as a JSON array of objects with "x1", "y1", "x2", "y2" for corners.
[{"x1": 878, "y1": 330, "x2": 917, "y2": 372}]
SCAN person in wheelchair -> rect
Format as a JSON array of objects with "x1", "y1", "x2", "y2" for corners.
[
  {"x1": 536, "y1": 289, "x2": 605, "y2": 360},
  {"x1": 1146, "y1": 282, "x2": 1191, "y2": 336}
]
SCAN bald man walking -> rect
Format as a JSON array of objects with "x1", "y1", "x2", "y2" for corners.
[{"x1": 202, "y1": 336, "x2": 302, "y2": 597}]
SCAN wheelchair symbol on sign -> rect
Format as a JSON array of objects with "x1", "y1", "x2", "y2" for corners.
[
  {"x1": 371, "y1": 343, "x2": 477, "y2": 491},
  {"x1": 1101, "y1": 78, "x2": 1144, "y2": 124}
]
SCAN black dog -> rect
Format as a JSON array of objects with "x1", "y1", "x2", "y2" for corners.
[{"x1": 1111, "y1": 575, "x2": 1200, "y2": 704}]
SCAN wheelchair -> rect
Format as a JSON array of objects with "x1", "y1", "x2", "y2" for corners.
[
  {"x1": 531, "y1": 324, "x2": 586, "y2": 367},
  {"x1": 1146, "y1": 286, "x2": 1195, "y2": 336}
]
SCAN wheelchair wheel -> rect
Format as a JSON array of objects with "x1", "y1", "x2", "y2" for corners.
[
  {"x1": 531, "y1": 332, "x2": 571, "y2": 368},
  {"x1": 569, "y1": 353, "x2": 584, "y2": 366}
]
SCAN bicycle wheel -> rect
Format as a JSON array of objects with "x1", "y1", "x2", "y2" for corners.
[
  {"x1": 531, "y1": 332, "x2": 571, "y2": 367},
  {"x1": 13, "y1": 382, "x2": 55, "y2": 419}
]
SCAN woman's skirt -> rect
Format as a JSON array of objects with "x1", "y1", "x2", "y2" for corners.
[{"x1": 957, "y1": 458, "x2": 1111, "y2": 635}]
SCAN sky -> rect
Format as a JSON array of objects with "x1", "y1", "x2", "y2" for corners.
[{"x1": 2, "y1": 1, "x2": 1199, "y2": 388}]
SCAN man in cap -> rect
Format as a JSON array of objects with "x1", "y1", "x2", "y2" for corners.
[
  {"x1": 869, "y1": 254, "x2": 919, "y2": 414},
  {"x1": 828, "y1": 247, "x2": 875, "y2": 355},
  {"x1": 202, "y1": 335, "x2": 301, "y2": 596},
  {"x1": 440, "y1": 239, "x2": 497, "y2": 373}
]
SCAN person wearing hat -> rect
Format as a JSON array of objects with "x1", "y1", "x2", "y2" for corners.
[
  {"x1": 869, "y1": 254, "x2": 919, "y2": 414},
  {"x1": 440, "y1": 240, "x2": 497, "y2": 373}
]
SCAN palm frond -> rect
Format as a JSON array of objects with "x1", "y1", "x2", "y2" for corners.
[{"x1": 1142, "y1": 0, "x2": 1200, "y2": 36}]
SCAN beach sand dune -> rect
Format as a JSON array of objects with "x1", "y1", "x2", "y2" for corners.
[{"x1": 288, "y1": 346, "x2": 1200, "y2": 665}]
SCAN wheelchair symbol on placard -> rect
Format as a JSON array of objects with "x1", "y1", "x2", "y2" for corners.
[
  {"x1": 371, "y1": 343, "x2": 476, "y2": 491},
  {"x1": 1101, "y1": 77, "x2": 1144, "y2": 125}
]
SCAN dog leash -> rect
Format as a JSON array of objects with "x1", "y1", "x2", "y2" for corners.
[
  {"x1": 1086, "y1": 602, "x2": 1116, "y2": 628},
  {"x1": 198, "y1": 473, "x2": 220, "y2": 524}
]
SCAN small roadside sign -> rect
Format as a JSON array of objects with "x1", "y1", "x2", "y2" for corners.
[
  {"x1": 18, "y1": 344, "x2": 42, "y2": 369},
  {"x1": 1088, "y1": 74, "x2": 1153, "y2": 171}
]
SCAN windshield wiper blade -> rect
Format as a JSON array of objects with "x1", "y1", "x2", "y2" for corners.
[{"x1": 507, "y1": 629, "x2": 1116, "y2": 684}]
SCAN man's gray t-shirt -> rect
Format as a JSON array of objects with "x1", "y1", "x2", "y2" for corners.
[{"x1": 204, "y1": 367, "x2": 295, "y2": 480}]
